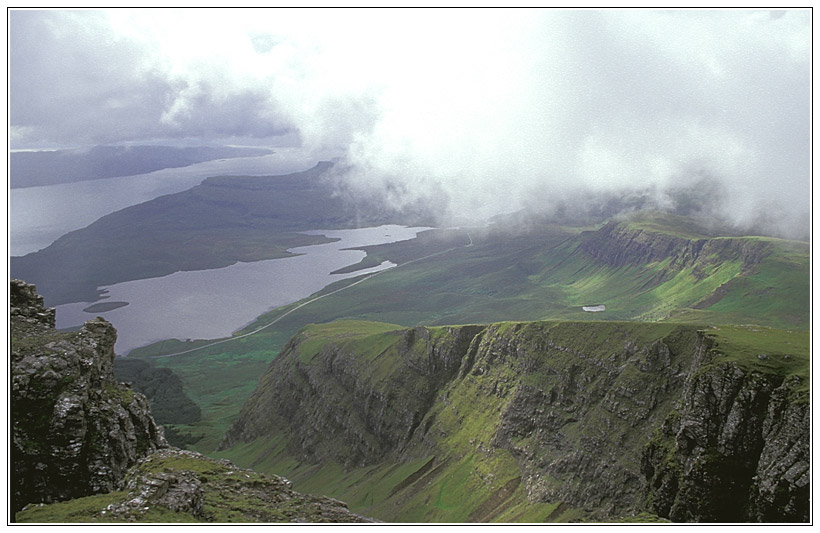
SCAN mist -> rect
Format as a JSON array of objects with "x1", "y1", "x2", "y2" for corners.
[{"x1": 9, "y1": 8, "x2": 810, "y2": 239}]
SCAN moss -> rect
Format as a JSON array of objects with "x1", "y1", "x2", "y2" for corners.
[
  {"x1": 103, "y1": 382, "x2": 136, "y2": 406},
  {"x1": 135, "y1": 453, "x2": 226, "y2": 477},
  {"x1": 14, "y1": 491, "x2": 199, "y2": 523}
]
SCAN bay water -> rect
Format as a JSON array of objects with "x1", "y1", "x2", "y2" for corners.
[
  {"x1": 54, "y1": 225, "x2": 430, "y2": 354},
  {"x1": 10, "y1": 150, "x2": 319, "y2": 256}
]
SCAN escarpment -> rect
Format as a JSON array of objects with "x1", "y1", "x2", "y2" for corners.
[
  {"x1": 11, "y1": 279, "x2": 167, "y2": 512},
  {"x1": 222, "y1": 320, "x2": 809, "y2": 522},
  {"x1": 576, "y1": 220, "x2": 772, "y2": 273},
  {"x1": 220, "y1": 324, "x2": 487, "y2": 466}
]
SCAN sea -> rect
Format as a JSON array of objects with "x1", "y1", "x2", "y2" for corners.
[{"x1": 10, "y1": 152, "x2": 429, "y2": 354}]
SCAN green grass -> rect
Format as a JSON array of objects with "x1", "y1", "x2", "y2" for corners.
[
  {"x1": 293, "y1": 320, "x2": 404, "y2": 363},
  {"x1": 15, "y1": 492, "x2": 199, "y2": 523},
  {"x1": 128, "y1": 214, "x2": 808, "y2": 459},
  {"x1": 703, "y1": 324, "x2": 809, "y2": 396}
]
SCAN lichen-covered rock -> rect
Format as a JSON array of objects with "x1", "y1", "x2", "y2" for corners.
[
  {"x1": 641, "y1": 363, "x2": 809, "y2": 522},
  {"x1": 112, "y1": 448, "x2": 373, "y2": 523},
  {"x1": 221, "y1": 319, "x2": 808, "y2": 523},
  {"x1": 17, "y1": 448, "x2": 375, "y2": 523},
  {"x1": 11, "y1": 279, "x2": 167, "y2": 513}
]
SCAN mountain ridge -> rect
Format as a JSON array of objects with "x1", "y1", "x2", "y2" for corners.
[
  {"x1": 219, "y1": 318, "x2": 809, "y2": 522},
  {"x1": 10, "y1": 145, "x2": 274, "y2": 189}
]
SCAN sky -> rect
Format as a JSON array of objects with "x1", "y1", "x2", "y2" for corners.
[{"x1": 8, "y1": 8, "x2": 812, "y2": 236}]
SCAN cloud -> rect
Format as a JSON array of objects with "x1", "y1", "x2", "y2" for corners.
[{"x1": 9, "y1": 8, "x2": 811, "y2": 237}]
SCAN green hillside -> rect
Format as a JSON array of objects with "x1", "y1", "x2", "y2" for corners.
[
  {"x1": 10, "y1": 161, "x2": 437, "y2": 306},
  {"x1": 213, "y1": 319, "x2": 808, "y2": 522},
  {"x1": 130, "y1": 211, "x2": 809, "y2": 457}
]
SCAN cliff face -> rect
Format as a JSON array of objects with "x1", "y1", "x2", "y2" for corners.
[
  {"x1": 221, "y1": 324, "x2": 486, "y2": 467},
  {"x1": 11, "y1": 280, "x2": 373, "y2": 523},
  {"x1": 642, "y1": 359, "x2": 809, "y2": 522},
  {"x1": 576, "y1": 220, "x2": 772, "y2": 273},
  {"x1": 222, "y1": 320, "x2": 809, "y2": 522},
  {"x1": 11, "y1": 279, "x2": 168, "y2": 512}
]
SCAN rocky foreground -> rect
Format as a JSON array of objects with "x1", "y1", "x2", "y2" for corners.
[{"x1": 10, "y1": 279, "x2": 372, "y2": 523}]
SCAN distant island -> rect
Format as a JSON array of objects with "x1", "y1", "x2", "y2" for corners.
[
  {"x1": 82, "y1": 301, "x2": 129, "y2": 313},
  {"x1": 10, "y1": 145, "x2": 273, "y2": 188}
]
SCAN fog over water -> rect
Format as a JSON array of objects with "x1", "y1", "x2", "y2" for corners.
[
  {"x1": 54, "y1": 225, "x2": 430, "y2": 354},
  {"x1": 9, "y1": 9, "x2": 810, "y2": 239},
  {"x1": 10, "y1": 151, "x2": 319, "y2": 255}
]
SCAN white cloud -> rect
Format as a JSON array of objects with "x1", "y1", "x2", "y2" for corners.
[{"x1": 9, "y1": 8, "x2": 811, "y2": 235}]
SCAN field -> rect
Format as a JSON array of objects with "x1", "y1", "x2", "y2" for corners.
[{"x1": 130, "y1": 215, "x2": 810, "y2": 454}]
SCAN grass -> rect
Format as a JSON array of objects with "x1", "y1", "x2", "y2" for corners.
[
  {"x1": 293, "y1": 320, "x2": 404, "y2": 363},
  {"x1": 128, "y1": 213, "x2": 808, "y2": 458},
  {"x1": 15, "y1": 491, "x2": 199, "y2": 523},
  {"x1": 703, "y1": 324, "x2": 810, "y2": 396},
  {"x1": 221, "y1": 316, "x2": 808, "y2": 523}
]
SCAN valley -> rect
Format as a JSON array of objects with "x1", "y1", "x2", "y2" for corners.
[
  {"x1": 128, "y1": 204, "x2": 809, "y2": 506},
  {"x1": 9, "y1": 8, "x2": 811, "y2": 524},
  {"x1": 10, "y1": 160, "x2": 810, "y2": 523}
]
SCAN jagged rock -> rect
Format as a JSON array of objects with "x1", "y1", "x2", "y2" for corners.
[
  {"x1": 10, "y1": 277, "x2": 55, "y2": 327},
  {"x1": 221, "y1": 320, "x2": 809, "y2": 523},
  {"x1": 642, "y1": 363, "x2": 809, "y2": 522},
  {"x1": 10, "y1": 279, "x2": 167, "y2": 513},
  {"x1": 103, "y1": 448, "x2": 375, "y2": 523},
  {"x1": 12, "y1": 280, "x2": 373, "y2": 524}
]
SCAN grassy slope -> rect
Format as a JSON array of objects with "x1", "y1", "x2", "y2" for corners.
[
  {"x1": 130, "y1": 215, "x2": 809, "y2": 456},
  {"x1": 212, "y1": 319, "x2": 807, "y2": 523},
  {"x1": 11, "y1": 161, "x2": 434, "y2": 306}
]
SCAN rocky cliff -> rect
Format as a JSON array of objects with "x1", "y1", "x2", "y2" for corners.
[
  {"x1": 576, "y1": 218, "x2": 772, "y2": 273},
  {"x1": 221, "y1": 319, "x2": 809, "y2": 523},
  {"x1": 641, "y1": 352, "x2": 809, "y2": 522},
  {"x1": 11, "y1": 279, "x2": 167, "y2": 512},
  {"x1": 11, "y1": 280, "x2": 372, "y2": 523}
]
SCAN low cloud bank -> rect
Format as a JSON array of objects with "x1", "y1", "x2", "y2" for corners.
[{"x1": 10, "y1": 9, "x2": 810, "y2": 239}]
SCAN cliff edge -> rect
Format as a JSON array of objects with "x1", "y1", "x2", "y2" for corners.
[
  {"x1": 221, "y1": 320, "x2": 809, "y2": 522},
  {"x1": 11, "y1": 279, "x2": 167, "y2": 513},
  {"x1": 11, "y1": 280, "x2": 372, "y2": 523}
]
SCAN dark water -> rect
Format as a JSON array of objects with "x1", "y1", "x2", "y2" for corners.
[
  {"x1": 10, "y1": 151, "x2": 318, "y2": 256},
  {"x1": 54, "y1": 225, "x2": 429, "y2": 354}
]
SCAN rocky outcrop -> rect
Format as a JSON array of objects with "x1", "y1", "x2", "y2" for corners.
[
  {"x1": 10, "y1": 279, "x2": 167, "y2": 513},
  {"x1": 576, "y1": 220, "x2": 772, "y2": 273},
  {"x1": 641, "y1": 362, "x2": 809, "y2": 522},
  {"x1": 95, "y1": 448, "x2": 374, "y2": 523},
  {"x1": 222, "y1": 320, "x2": 809, "y2": 522},
  {"x1": 11, "y1": 280, "x2": 374, "y2": 523}
]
